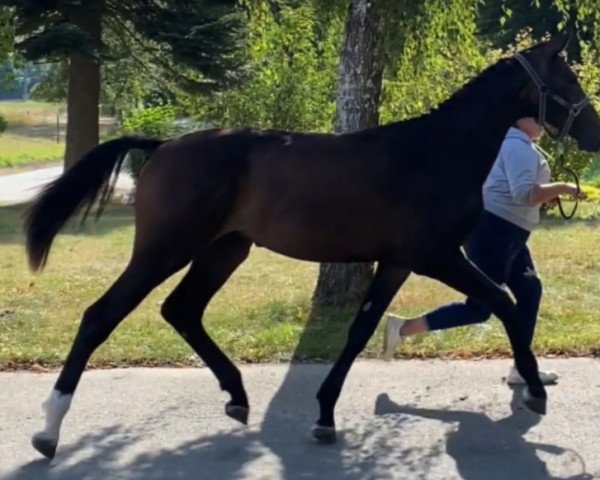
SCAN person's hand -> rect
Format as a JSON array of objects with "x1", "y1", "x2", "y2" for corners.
[
  {"x1": 560, "y1": 183, "x2": 586, "y2": 199},
  {"x1": 543, "y1": 198, "x2": 559, "y2": 208}
]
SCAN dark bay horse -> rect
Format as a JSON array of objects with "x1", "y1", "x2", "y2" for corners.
[{"x1": 25, "y1": 33, "x2": 600, "y2": 458}]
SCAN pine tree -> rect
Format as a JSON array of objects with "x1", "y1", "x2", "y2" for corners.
[{"x1": 1, "y1": 0, "x2": 244, "y2": 167}]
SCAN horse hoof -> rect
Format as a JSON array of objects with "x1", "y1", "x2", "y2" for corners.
[
  {"x1": 311, "y1": 423, "x2": 337, "y2": 444},
  {"x1": 31, "y1": 432, "x2": 57, "y2": 459},
  {"x1": 523, "y1": 387, "x2": 547, "y2": 415},
  {"x1": 225, "y1": 402, "x2": 249, "y2": 425}
]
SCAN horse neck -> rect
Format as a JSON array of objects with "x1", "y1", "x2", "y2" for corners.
[{"x1": 427, "y1": 60, "x2": 533, "y2": 184}]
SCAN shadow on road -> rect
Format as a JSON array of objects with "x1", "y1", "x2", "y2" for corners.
[
  {"x1": 374, "y1": 387, "x2": 595, "y2": 480},
  {"x1": 5, "y1": 383, "x2": 595, "y2": 480}
]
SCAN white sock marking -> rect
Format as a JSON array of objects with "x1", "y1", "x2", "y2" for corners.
[{"x1": 41, "y1": 389, "x2": 72, "y2": 440}]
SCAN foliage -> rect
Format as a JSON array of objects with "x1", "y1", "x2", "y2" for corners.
[
  {"x1": 196, "y1": 1, "x2": 342, "y2": 132},
  {"x1": 552, "y1": 0, "x2": 600, "y2": 46},
  {"x1": 1, "y1": 0, "x2": 246, "y2": 156},
  {"x1": 28, "y1": 61, "x2": 68, "y2": 103},
  {"x1": 0, "y1": 6, "x2": 12, "y2": 59},
  {"x1": 99, "y1": 29, "x2": 165, "y2": 121},
  {"x1": 478, "y1": 0, "x2": 562, "y2": 51},
  {"x1": 121, "y1": 104, "x2": 176, "y2": 180},
  {"x1": 0, "y1": 112, "x2": 6, "y2": 133},
  {"x1": 580, "y1": 184, "x2": 600, "y2": 203},
  {"x1": 0, "y1": 0, "x2": 245, "y2": 89},
  {"x1": 199, "y1": 0, "x2": 488, "y2": 131},
  {"x1": 29, "y1": 32, "x2": 167, "y2": 120},
  {"x1": 381, "y1": 0, "x2": 485, "y2": 122},
  {"x1": 122, "y1": 104, "x2": 175, "y2": 138}
]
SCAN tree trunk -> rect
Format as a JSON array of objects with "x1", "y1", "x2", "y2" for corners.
[
  {"x1": 64, "y1": 5, "x2": 102, "y2": 169},
  {"x1": 312, "y1": 0, "x2": 386, "y2": 307}
]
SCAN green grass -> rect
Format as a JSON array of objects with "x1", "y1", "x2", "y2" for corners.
[
  {"x1": 0, "y1": 101, "x2": 63, "y2": 127},
  {"x1": 0, "y1": 101, "x2": 61, "y2": 111},
  {"x1": 0, "y1": 101, "x2": 65, "y2": 168},
  {"x1": 0, "y1": 132, "x2": 64, "y2": 168},
  {"x1": 1, "y1": 203, "x2": 600, "y2": 369}
]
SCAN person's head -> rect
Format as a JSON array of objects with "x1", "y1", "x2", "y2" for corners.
[{"x1": 515, "y1": 117, "x2": 544, "y2": 141}]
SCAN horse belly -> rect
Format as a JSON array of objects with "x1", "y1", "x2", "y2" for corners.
[{"x1": 244, "y1": 218, "x2": 386, "y2": 263}]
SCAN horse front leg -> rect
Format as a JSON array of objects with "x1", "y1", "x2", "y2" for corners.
[
  {"x1": 414, "y1": 249, "x2": 547, "y2": 415},
  {"x1": 312, "y1": 262, "x2": 410, "y2": 443}
]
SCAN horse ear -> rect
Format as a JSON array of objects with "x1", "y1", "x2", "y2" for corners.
[{"x1": 545, "y1": 28, "x2": 573, "y2": 56}]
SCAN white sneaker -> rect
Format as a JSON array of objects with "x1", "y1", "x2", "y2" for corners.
[
  {"x1": 383, "y1": 314, "x2": 405, "y2": 362},
  {"x1": 506, "y1": 365, "x2": 558, "y2": 385}
]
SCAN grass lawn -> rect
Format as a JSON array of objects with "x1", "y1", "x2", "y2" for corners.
[
  {"x1": 0, "y1": 101, "x2": 65, "y2": 168},
  {"x1": 1, "y1": 203, "x2": 599, "y2": 369},
  {"x1": 0, "y1": 101, "x2": 63, "y2": 127},
  {"x1": 0, "y1": 132, "x2": 64, "y2": 168}
]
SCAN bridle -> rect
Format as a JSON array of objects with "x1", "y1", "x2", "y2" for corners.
[{"x1": 515, "y1": 53, "x2": 590, "y2": 219}]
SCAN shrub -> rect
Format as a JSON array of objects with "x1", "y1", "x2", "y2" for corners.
[{"x1": 121, "y1": 104, "x2": 175, "y2": 181}]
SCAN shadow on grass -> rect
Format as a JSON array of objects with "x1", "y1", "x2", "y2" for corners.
[{"x1": 0, "y1": 202, "x2": 135, "y2": 246}]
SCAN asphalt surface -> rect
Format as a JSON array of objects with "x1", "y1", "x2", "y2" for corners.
[
  {"x1": 1, "y1": 359, "x2": 599, "y2": 479},
  {"x1": 0, "y1": 166, "x2": 133, "y2": 205}
]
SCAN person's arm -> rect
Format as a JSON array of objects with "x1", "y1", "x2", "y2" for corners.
[
  {"x1": 529, "y1": 182, "x2": 582, "y2": 205},
  {"x1": 503, "y1": 143, "x2": 583, "y2": 207}
]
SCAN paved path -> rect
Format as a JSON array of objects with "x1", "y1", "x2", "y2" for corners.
[
  {"x1": 1, "y1": 359, "x2": 599, "y2": 479},
  {"x1": 0, "y1": 166, "x2": 133, "y2": 205}
]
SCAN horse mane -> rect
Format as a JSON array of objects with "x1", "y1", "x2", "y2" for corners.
[{"x1": 430, "y1": 56, "x2": 519, "y2": 117}]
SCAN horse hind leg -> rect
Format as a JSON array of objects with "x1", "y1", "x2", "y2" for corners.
[
  {"x1": 32, "y1": 242, "x2": 195, "y2": 459},
  {"x1": 160, "y1": 232, "x2": 252, "y2": 424}
]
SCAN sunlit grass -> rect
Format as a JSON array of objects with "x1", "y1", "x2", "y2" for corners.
[
  {"x1": 0, "y1": 101, "x2": 63, "y2": 127},
  {"x1": 0, "y1": 133, "x2": 64, "y2": 167}
]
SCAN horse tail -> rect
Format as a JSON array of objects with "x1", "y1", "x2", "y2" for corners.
[{"x1": 24, "y1": 135, "x2": 165, "y2": 272}]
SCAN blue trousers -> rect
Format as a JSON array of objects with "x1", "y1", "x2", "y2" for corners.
[{"x1": 426, "y1": 211, "x2": 542, "y2": 347}]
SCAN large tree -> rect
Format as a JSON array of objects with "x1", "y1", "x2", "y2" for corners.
[{"x1": 1, "y1": 0, "x2": 244, "y2": 167}]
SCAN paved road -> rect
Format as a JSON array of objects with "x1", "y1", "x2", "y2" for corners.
[
  {"x1": 0, "y1": 166, "x2": 133, "y2": 205},
  {"x1": 1, "y1": 359, "x2": 599, "y2": 479}
]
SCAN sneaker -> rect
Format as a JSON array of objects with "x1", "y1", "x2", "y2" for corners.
[
  {"x1": 382, "y1": 314, "x2": 405, "y2": 362},
  {"x1": 506, "y1": 365, "x2": 558, "y2": 385}
]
